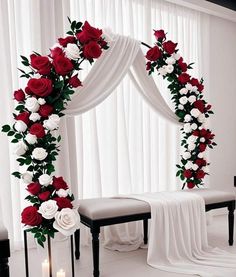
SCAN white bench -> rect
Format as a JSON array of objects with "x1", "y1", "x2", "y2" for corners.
[{"x1": 76, "y1": 189, "x2": 235, "y2": 277}]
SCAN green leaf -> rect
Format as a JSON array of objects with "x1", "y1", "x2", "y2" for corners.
[
  {"x1": 12, "y1": 171, "x2": 21, "y2": 179},
  {"x1": 47, "y1": 164, "x2": 55, "y2": 175},
  {"x1": 15, "y1": 133, "x2": 23, "y2": 139},
  {"x1": 66, "y1": 31, "x2": 74, "y2": 35},
  {"x1": 37, "y1": 237, "x2": 44, "y2": 248},
  {"x1": 11, "y1": 139, "x2": 19, "y2": 143},
  {"x1": 2, "y1": 125, "x2": 11, "y2": 132},
  {"x1": 71, "y1": 20, "x2": 77, "y2": 31},
  {"x1": 7, "y1": 131, "x2": 15, "y2": 136},
  {"x1": 57, "y1": 135, "x2": 61, "y2": 142},
  {"x1": 76, "y1": 22, "x2": 83, "y2": 30},
  {"x1": 20, "y1": 55, "x2": 29, "y2": 62}
]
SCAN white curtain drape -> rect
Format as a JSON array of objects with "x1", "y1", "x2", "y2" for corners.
[{"x1": 0, "y1": 0, "x2": 209, "y2": 248}]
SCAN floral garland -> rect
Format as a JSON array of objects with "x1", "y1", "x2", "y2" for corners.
[
  {"x1": 145, "y1": 30, "x2": 216, "y2": 189},
  {"x1": 2, "y1": 19, "x2": 108, "y2": 246}
]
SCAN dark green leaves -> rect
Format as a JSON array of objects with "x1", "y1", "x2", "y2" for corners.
[{"x1": 1, "y1": 125, "x2": 11, "y2": 132}]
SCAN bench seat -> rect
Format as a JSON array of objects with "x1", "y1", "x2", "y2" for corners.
[{"x1": 76, "y1": 189, "x2": 235, "y2": 277}]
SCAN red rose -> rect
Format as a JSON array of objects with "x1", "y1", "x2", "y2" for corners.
[
  {"x1": 83, "y1": 41, "x2": 102, "y2": 59},
  {"x1": 206, "y1": 104, "x2": 212, "y2": 111},
  {"x1": 39, "y1": 104, "x2": 53, "y2": 117},
  {"x1": 178, "y1": 73, "x2": 190, "y2": 84},
  {"x1": 199, "y1": 143, "x2": 206, "y2": 152},
  {"x1": 200, "y1": 129, "x2": 207, "y2": 137},
  {"x1": 189, "y1": 78, "x2": 199, "y2": 87},
  {"x1": 16, "y1": 112, "x2": 30, "y2": 125},
  {"x1": 198, "y1": 83, "x2": 204, "y2": 92},
  {"x1": 27, "y1": 78, "x2": 53, "y2": 97},
  {"x1": 52, "y1": 176, "x2": 68, "y2": 190},
  {"x1": 205, "y1": 131, "x2": 215, "y2": 140},
  {"x1": 54, "y1": 197, "x2": 73, "y2": 209},
  {"x1": 58, "y1": 36, "x2": 76, "y2": 47},
  {"x1": 30, "y1": 54, "x2": 52, "y2": 75},
  {"x1": 183, "y1": 169, "x2": 192, "y2": 179},
  {"x1": 145, "y1": 46, "x2": 161, "y2": 61},
  {"x1": 76, "y1": 21, "x2": 102, "y2": 44},
  {"x1": 194, "y1": 100, "x2": 205, "y2": 113},
  {"x1": 154, "y1": 29, "x2": 166, "y2": 41},
  {"x1": 98, "y1": 39, "x2": 107, "y2": 48},
  {"x1": 50, "y1": 47, "x2": 64, "y2": 58},
  {"x1": 38, "y1": 191, "x2": 51, "y2": 201},
  {"x1": 53, "y1": 56, "x2": 74, "y2": 76},
  {"x1": 27, "y1": 182, "x2": 41, "y2": 195},
  {"x1": 192, "y1": 130, "x2": 200, "y2": 137},
  {"x1": 14, "y1": 89, "x2": 25, "y2": 101},
  {"x1": 178, "y1": 57, "x2": 187, "y2": 72},
  {"x1": 21, "y1": 206, "x2": 42, "y2": 226},
  {"x1": 187, "y1": 182, "x2": 195, "y2": 189},
  {"x1": 29, "y1": 123, "x2": 45, "y2": 138},
  {"x1": 163, "y1": 40, "x2": 177, "y2": 54},
  {"x1": 69, "y1": 74, "x2": 82, "y2": 88},
  {"x1": 195, "y1": 159, "x2": 206, "y2": 167},
  {"x1": 146, "y1": 62, "x2": 151, "y2": 71},
  {"x1": 196, "y1": 170, "x2": 205, "y2": 179}
]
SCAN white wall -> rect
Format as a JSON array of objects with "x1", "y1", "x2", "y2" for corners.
[{"x1": 207, "y1": 15, "x2": 236, "y2": 192}]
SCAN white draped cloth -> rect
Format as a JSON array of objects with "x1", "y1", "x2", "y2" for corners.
[{"x1": 128, "y1": 192, "x2": 236, "y2": 277}]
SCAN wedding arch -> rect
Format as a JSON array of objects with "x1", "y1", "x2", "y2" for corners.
[{"x1": 2, "y1": 19, "x2": 215, "y2": 245}]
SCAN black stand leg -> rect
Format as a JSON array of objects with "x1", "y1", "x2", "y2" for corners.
[
  {"x1": 24, "y1": 231, "x2": 29, "y2": 277},
  {"x1": 228, "y1": 201, "x2": 235, "y2": 246},
  {"x1": 143, "y1": 219, "x2": 148, "y2": 245},
  {"x1": 47, "y1": 235, "x2": 52, "y2": 277},
  {"x1": 74, "y1": 229, "x2": 80, "y2": 260},
  {"x1": 70, "y1": 236, "x2": 75, "y2": 277},
  {"x1": 0, "y1": 258, "x2": 9, "y2": 277},
  {"x1": 91, "y1": 227, "x2": 100, "y2": 277}
]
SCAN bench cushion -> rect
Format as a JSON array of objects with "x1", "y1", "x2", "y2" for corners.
[{"x1": 78, "y1": 189, "x2": 235, "y2": 220}]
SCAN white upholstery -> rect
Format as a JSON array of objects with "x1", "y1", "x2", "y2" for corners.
[{"x1": 78, "y1": 189, "x2": 235, "y2": 220}]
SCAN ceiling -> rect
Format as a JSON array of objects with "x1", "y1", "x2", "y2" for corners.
[{"x1": 206, "y1": 0, "x2": 236, "y2": 11}]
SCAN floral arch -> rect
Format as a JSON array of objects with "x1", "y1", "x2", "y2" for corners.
[{"x1": 2, "y1": 19, "x2": 215, "y2": 245}]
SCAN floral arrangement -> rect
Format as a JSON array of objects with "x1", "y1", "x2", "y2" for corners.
[
  {"x1": 145, "y1": 30, "x2": 216, "y2": 189},
  {"x1": 2, "y1": 18, "x2": 108, "y2": 246}
]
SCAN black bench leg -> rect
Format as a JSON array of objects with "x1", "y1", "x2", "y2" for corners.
[
  {"x1": 228, "y1": 201, "x2": 235, "y2": 246},
  {"x1": 0, "y1": 258, "x2": 9, "y2": 277},
  {"x1": 74, "y1": 229, "x2": 80, "y2": 260},
  {"x1": 143, "y1": 219, "x2": 148, "y2": 245},
  {"x1": 91, "y1": 227, "x2": 100, "y2": 277}
]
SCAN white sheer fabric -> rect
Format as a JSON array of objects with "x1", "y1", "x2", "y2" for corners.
[{"x1": 0, "y1": 0, "x2": 208, "y2": 248}]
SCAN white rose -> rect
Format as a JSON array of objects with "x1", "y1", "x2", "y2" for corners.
[
  {"x1": 192, "y1": 86, "x2": 198, "y2": 92},
  {"x1": 65, "y1": 43, "x2": 80, "y2": 60},
  {"x1": 166, "y1": 57, "x2": 176, "y2": 65},
  {"x1": 184, "y1": 123, "x2": 191, "y2": 133},
  {"x1": 179, "y1": 88, "x2": 188, "y2": 95},
  {"x1": 53, "y1": 208, "x2": 80, "y2": 236},
  {"x1": 39, "y1": 174, "x2": 52, "y2": 186},
  {"x1": 179, "y1": 96, "x2": 188, "y2": 105},
  {"x1": 188, "y1": 143, "x2": 195, "y2": 151},
  {"x1": 44, "y1": 114, "x2": 60, "y2": 131},
  {"x1": 192, "y1": 164, "x2": 199, "y2": 171},
  {"x1": 184, "y1": 114, "x2": 192, "y2": 122},
  {"x1": 185, "y1": 161, "x2": 193, "y2": 170},
  {"x1": 183, "y1": 151, "x2": 191, "y2": 160},
  {"x1": 56, "y1": 189, "x2": 69, "y2": 198},
  {"x1": 190, "y1": 108, "x2": 201, "y2": 118},
  {"x1": 187, "y1": 135, "x2": 197, "y2": 144},
  {"x1": 22, "y1": 172, "x2": 33, "y2": 184},
  {"x1": 200, "y1": 138, "x2": 205, "y2": 142},
  {"x1": 198, "y1": 153, "x2": 204, "y2": 159},
  {"x1": 29, "y1": 113, "x2": 40, "y2": 122},
  {"x1": 185, "y1": 83, "x2": 193, "y2": 91},
  {"x1": 198, "y1": 114, "x2": 206, "y2": 123},
  {"x1": 165, "y1": 64, "x2": 174, "y2": 73},
  {"x1": 158, "y1": 66, "x2": 167, "y2": 76},
  {"x1": 172, "y1": 53, "x2": 180, "y2": 60},
  {"x1": 39, "y1": 200, "x2": 58, "y2": 219},
  {"x1": 178, "y1": 104, "x2": 184, "y2": 110},
  {"x1": 25, "y1": 133, "x2": 37, "y2": 144},
  {"x1": 203, "y1": 166, "x2": 209, "y2": 174},
  {"x1": 188, "y1": 95, "x2": 196, "y2": 103},
  {"x1": 15, "y1": 120, "x2": 27, "y2": 132},
  {"x1": 25, "y1": 97, "x2": 40, "y2": 112},
  {"x1": 38, "y1": 98, "x2": 46, "y2": 105},
  {"x1": 191, "y1": 123, "x2": 198, "y2": 130},
  {"x1": 13, "y1": 141, "x2": 28, "y2": 156},
  {"x1": 32, "y1": 147, "x2": 48, "y2": 161}
]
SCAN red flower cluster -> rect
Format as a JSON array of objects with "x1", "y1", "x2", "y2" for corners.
[{"x1": 145, "y1": 29, "x2": 216, "y2": 189}]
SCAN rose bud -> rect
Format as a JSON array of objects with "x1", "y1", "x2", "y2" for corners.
[
  {"x1": 178, "y1": 73, "x2": 190, "y2": 84},
  {"x1": 29, "y1": 123, "x2": 45, "y2": 138},
  {"x1": 154, "y1": 29, "x2": 166, "y2": 41},
  {"x1": 58, "y1": 36, "x2": 76, "y2": 47},
  {"x1": 183, "y1": 169, "x2": 192, "y2": 179},
  {"x1": 163, "y1": 40, "x2": 177, "y2": 55},
  {"x1": 52, "y1": 176, "x2": 68, "y2": 190},
  {"x1": 199, "y1": 143, "x2": 206, "y2": 152},
  {"x1": 187, "y1": 182, "x2": 195, "y2": 189},
  {"x1": 38, "y1": 191, "x2": 51, "y2": 201},
  {"x1": 83, "y1": 41, "x2": 102, "y2": 59},
  {"x1": 53, "y1": 55, "x2": 74, "y2": 76},
  {"x1": 14, "y1": 89, "x2": 25, "y2": 101},
  {"x1": 196, "y1": 170, "x2": 205, "y2": 179},
  {"x1": 76, "y1": 21, "x2": 102, "y2": 44},
  {"x1": 54, "y1": 197, "x2": 73, "y2": 209},
  {"x1": 69, "y1": 74, "x2": 82, "y2": 88},
  {"x1": 27, "y1": 182, "x2": 41, "y2": 195},
  {"x1": 21, "y1": 206, "x2": 42, "y2": 226},
  {"x1": 145, "y1": 46, "x2": 162, "y2": 61},
  {"x1": 39, "y1": 104, "x2": 54, "y2": 118},
  {"x1": 15, "y1": 111, "x2": 30, "y2": 125}
]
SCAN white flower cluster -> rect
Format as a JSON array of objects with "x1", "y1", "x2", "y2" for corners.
[{"x1": 44, "y1": 114, "x2": 60, "y2": 131}]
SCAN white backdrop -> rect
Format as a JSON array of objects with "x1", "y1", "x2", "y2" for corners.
[{"x1": 0, "y1": 0, "x2": 208, "y2": 247}]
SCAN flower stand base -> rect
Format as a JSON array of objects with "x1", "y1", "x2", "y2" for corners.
[{"x1": 24, "y1": 229, "x2": 80, "y2": 277}]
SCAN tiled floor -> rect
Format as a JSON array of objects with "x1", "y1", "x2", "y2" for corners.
[{"x1": 10, "y1": 214, "x2": 236, "y2": 277}]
